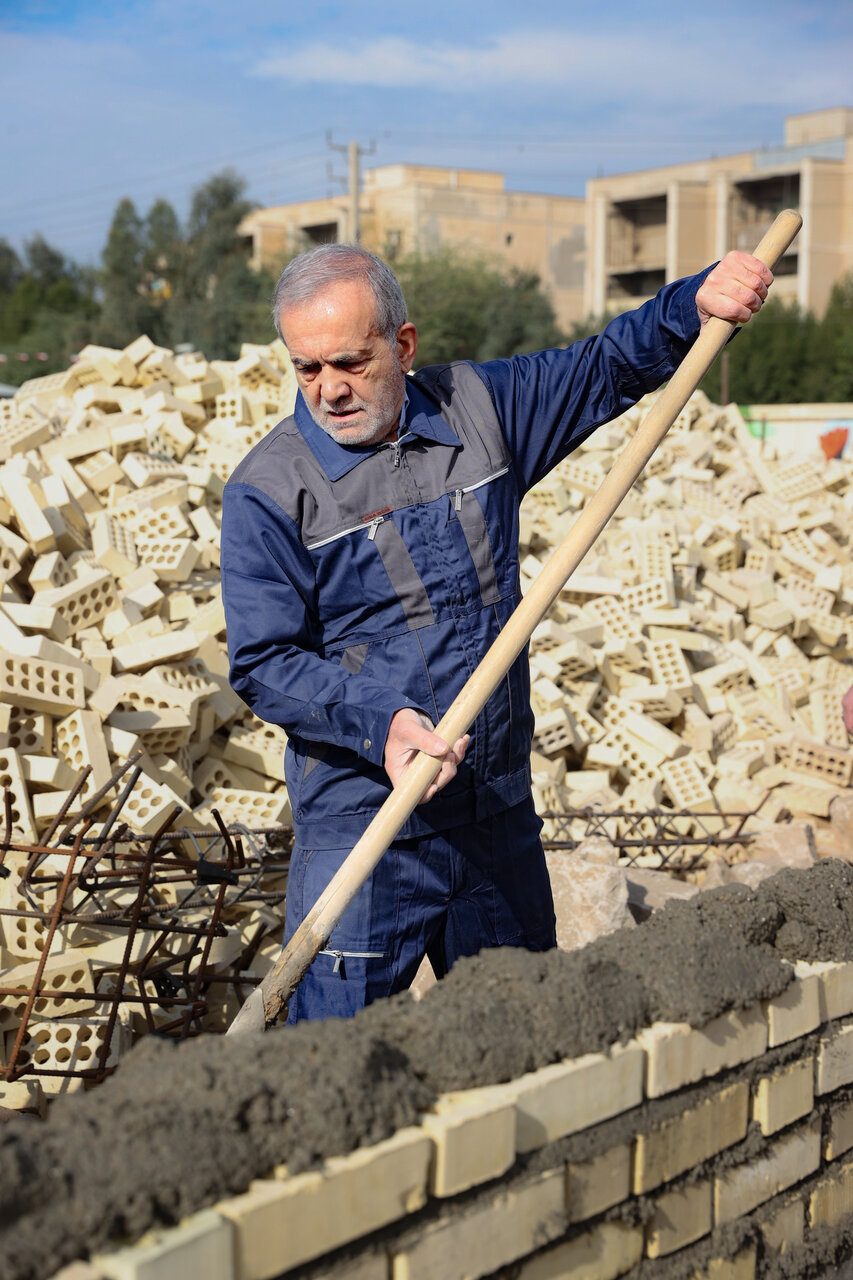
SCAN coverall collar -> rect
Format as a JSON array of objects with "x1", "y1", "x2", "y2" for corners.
[{"x1": 293, "y1": 381, "x2": 461, "y2": 481}]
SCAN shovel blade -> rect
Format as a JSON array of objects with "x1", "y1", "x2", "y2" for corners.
[{"x1": 225, "y1": 985, "x2": 267, "y2": 1036}]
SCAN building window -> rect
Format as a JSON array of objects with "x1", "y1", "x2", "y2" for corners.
[{"x1": 301, "y1": 222, "x2": 340, "y2": 246}]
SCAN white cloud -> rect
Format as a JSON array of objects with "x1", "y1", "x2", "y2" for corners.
[
  {"x1": 251, "y1": 24, "x2": 853, "y2": 111},
  {"x1": 254, "y1": 32, "x2": 586, "y2": 90}
]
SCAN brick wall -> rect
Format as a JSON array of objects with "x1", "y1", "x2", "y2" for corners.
[{"x1": 73, "y1": 957, "x2": 853, "y2": 1280}]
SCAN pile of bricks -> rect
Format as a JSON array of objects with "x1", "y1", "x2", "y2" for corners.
[
  {"x1": 0, "y1": 336, "x2": 298, "y2": 845},
  {"x1": 0, "y1": 339, "x2": 298, "y2": 1108},
  {"x1": 520, "y1": 390, "x2": 853, "y2": 854},
  {"x1": 67, "y1": 956, "x2": 853, "y2": 1280},
  {"x1": 3, "y1": 352, "x2": 851, "y2": 860}
]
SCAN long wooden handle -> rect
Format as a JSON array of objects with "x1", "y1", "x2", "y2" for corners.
[{"x1": 227, "y1": 208, "x2": 802, "y2": 1035}]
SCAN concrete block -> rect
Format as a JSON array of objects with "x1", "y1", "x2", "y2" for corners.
[
  {"x1": 113, "y1": 477, "x2": 189, "y2": 520},
  {"x1": 45, "y1": 1264, "x2": 105, "y2": 1280},
  {"x1": 660, "y1": 755, "x2": 716, "y2": 813},
  {"x1": 111, "y1": 631, "x2": 201, "y2": 674},
  {"x1": 623, "y1": 683, "x2": 683, "y2": 721},
  {"x1": 0, "y1": 471, "x2": 56, "y2": 552},
  {"x1": 135, "y1": 537, "x2": 200, "y2": 583},
  {"x1": 809, "y1": 1158, "x2": 853, "y2": 1228},
  {"x1": 763, "y1": 972, "x2": 821, "y2": 1046},
  {"x1": 91, "y1": 1209, "x2": 234, "y2": 1280},
  {"x1": 0, "y1": 653, "x2": 85, "y2": 716},
  {"x1": 0, "y1": 746, "x2": 37, "y2": 843},
  {"x1": 92, "y1": 511, "x2": 138, "y2": 578},
  {"x1": 757, "y1": 1196, "x2": 804, "y2": 1253},
  {"x1": 692, "y1": 1245, "x2": 758, "y2": 1280},
  {"x1": 121, "y1": 451, "x2": 186, "y2": 488},
  {"x1": 217, "y1": 1127, "x2": 431, "y2": 1279},
  {"x1": 55, "y1": 709, "x2": 113, "y2": 800},
  {"x1": 647, "y1": 638, "x2": 694, "y2": 697},
  {"x1": 36, "y1": 570, "x2": 119, "y2": 636},
  {"x1": 816, "y1": 1021, "x2": 853, "y2": 1095},
  {"x1": 638, "y1": 1006, "x2": 767, "y2": 1098},
  {"x1": 2, "y1": 706, "x2": 51, "y2": 754},
  {"x1": 646, "y1": 1179, "x2": 712, "y2": 1258},
  {"x1": 0, "y1": 542, "x2": 21, "y2": 586},
  {"x1": 116, "y1": 773, "x2": 185, "y2": 835},
  {"x1": 391, "y1": 1167, "x2": 567, "y2": 1280},
  {"x1": 751, "y1": 1057, "x2": 814, "y2": 1136},
  {"x1": 621, "y1": 576, "x2": 675, "y2": 613},
  {"x1": 17, "y1": 1012, "x2": 132, "y2": 1094},
  {"x1": 796, "y1": 960, "x2": 853, "y2": 1022},
  {"x1": 516, "y1": 1221, "x2": 643, "y2": 1280},
  {"x1": 130, "y1": 505, "x2": 193, "y2": 542},
  {"x1": 420, "y1": 1083, "x2": 516, "y2": 1197},
  {"x1": 0, "y1": 954, "x2": 97, "y2": 1031},
  {"x1": 194, "y1": 787, "x2": 290, "y2": 829},
  {"x1": 634, "y1": 1081, "x2": 749, "y2": 1194},
  {"x1": 21, "y1": 747, "x2": 77, "y2": 788},
  {"x1": 2, "y1": 599, "x2": 70, "y2": 643},
  {"x1": 77, "y1": 449, "x2": 126, "y2": 493},
  {"x1": 714, "y1": 1118, "x2": 821, "y2": 1224},
  {"x1": 221, "y1": 726, "x2": 287, "y2": 780},
  {"x1": 825, "y1": 1095, "x2": 853, "y2": 1160},
  {"x1": 511, "y1": 1042, "x2": 644, "y2": 1153},
  {"x1": 567, "y1": 1142, "x2": 631, "y2": 1223},
  {"x1": 789, "y1": 739, "x2": 853, "y2": 788}
]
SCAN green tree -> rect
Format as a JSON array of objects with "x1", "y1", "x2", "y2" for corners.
[
  {"x1": 813, "y1": 274, "x2": 853, "y2": 402},
  {"x1": 23, "y1": 234, "x2": 67, "y2": 293},
  {"x1": 163, "y1": 170, "x2": 273, "y2": 357},
  {"x1": 98, "y1": 197, "x2": 155, "y2": 345},
  {"x1": 144, "y1": 198, "x2": 182, "y2": 276},
  {"x1": 0, "y1": 239, "x2": 23, "y2": 296},
  {"x1": 394, "y1": 245, "x2": 565, "y2": 366},
  {"x1": 700, "y1": 296, "x2": 819, "y2": 405},
  {"x1": 0, "y1": 232, "x2": 97, "y2": 378}
]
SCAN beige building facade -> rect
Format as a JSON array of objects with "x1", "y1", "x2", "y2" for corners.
[
  {"x1": 238, "y1": 164, "x2": 586, "y2": 330},
  {"x1": 240, "y1": 108, "x2": 852, "y2": 330},
  {"x1": 585, "y1": 108, "x2": 853, "y2": 320}
]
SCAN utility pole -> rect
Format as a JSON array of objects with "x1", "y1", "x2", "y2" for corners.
[{"x1": 326, "y1": 133, "x2": 375, "y2": 244}]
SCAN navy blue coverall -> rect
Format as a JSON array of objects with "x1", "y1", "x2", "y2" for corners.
[{"x1": 220, "y1": 267, "x2": 711, "y2": 1020}]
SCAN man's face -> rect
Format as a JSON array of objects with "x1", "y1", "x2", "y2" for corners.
[{"x1": 280, "y1": 278, "x2": 417, "y2": 446}]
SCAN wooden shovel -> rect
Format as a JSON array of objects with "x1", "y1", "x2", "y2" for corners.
[{"x1": 227, "y1": 208, "x2": 802, "y2": 1036}]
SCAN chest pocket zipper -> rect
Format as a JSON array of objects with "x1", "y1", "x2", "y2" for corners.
[
  {"x1": 306, "y1": 515, "x2": 386, "y2": 551},
  {"x1": 451, "y1": 465, "x2": 510, "y2": 509},
  {"x1": 449, "y1": 466, "x2": 508, "y2": 606}
]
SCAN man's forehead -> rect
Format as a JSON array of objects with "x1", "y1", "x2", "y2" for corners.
[{"x1": 280, "y1": 278, "x2": 381, "y2": 345}]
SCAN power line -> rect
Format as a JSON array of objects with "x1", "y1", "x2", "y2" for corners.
[{"x1": 0, "y1": 133, "x2": 325, "y2": 217}]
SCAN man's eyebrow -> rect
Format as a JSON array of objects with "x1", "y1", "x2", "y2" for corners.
[{"x1": 292, "y1": 351, "x2": 369, "y2": 366}]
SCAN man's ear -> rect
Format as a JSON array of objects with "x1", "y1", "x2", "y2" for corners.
[{"x1": 396, "y1": 322, "x2": 418, "y2": 373}]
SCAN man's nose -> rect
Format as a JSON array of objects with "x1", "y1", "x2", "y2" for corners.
[{"x1": 320, "y1": 367, "x2": 351, "y2": 403}]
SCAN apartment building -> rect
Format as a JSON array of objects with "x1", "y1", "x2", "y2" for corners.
[
  {"x1": 238, "y1": 164, "x2": 586, "y2": 330},
  {"x1": 585, "y1": 107, "x2": 853, "y2": 319},
  {"x1": 240, "y1": 108, "x2": 851, "y2": 330}
]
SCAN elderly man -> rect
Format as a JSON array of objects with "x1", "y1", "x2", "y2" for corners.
[{"x1": 221, "y1": 243, "x2": 771, "y2": 1022}]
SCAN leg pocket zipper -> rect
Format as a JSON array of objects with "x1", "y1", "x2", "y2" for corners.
[{"x1": 319, "y1": 948, "x2": 385, "y2": 977}]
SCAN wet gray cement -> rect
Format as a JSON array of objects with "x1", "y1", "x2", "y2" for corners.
[{"x1": 3, "y1": 860, "x2": 853, "y2": 1280}]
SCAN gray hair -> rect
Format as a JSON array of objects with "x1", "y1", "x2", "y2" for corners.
[{"x1": 271, "y1": 244, "x2": 407, "y2": 344}]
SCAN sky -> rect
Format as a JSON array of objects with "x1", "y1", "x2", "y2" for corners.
[{"x1": 1, "y1": 0, "x2": 852, "y2": 268}]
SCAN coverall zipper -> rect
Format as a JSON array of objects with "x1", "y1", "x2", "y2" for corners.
[{"x1": 319, "y1": 947, "x2": 385, "y2": 976}]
